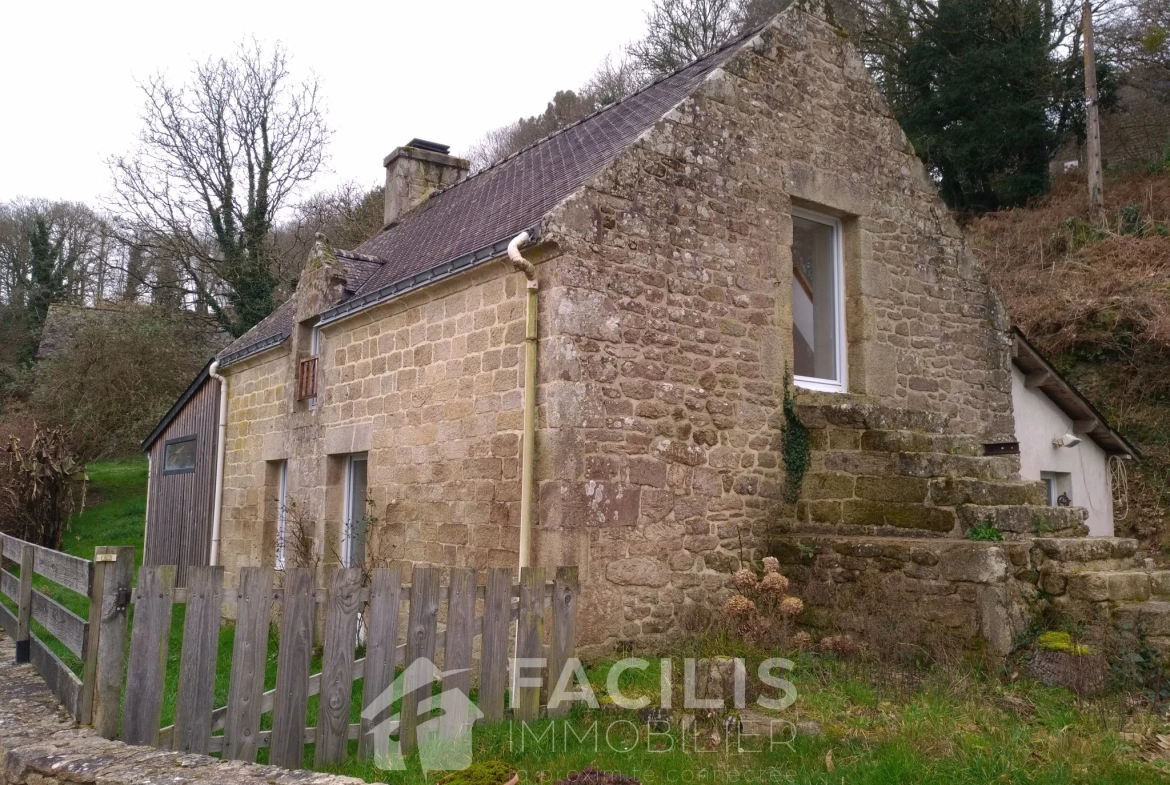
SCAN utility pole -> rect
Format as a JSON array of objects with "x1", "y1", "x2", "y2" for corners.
[{"x1": 1082, "y1": 0, "x2": 1105, "y2": 219}]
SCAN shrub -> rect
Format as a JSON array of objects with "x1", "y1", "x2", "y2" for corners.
[
  {"x1": 1, "y1": 422, "x2": 87, "y2": 548},
  {"x1": 721, "y1": 559, "x2": 805, "y2": 647},
  {"x1": 968, "y1": 518, "x2": 1004, "y2": 541},
  {"x1": 29, "y1": 306, "x2": 220, "y2": 459}
]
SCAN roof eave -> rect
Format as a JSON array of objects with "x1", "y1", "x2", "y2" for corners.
[
  {"x1": 1011, "y1": 328, "x2": 1140, "y2": 459},
  {"x1": 320, "y1": 226, "x2": 542, "y2": 328},
  {"x1": 218, "y1": 331, "x2": 290, "y2": 369},
  {"x1": 141, "y1": 360, "x2": 214, "y2": 452}
]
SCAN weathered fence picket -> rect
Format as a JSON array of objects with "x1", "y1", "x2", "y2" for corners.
[
  {"x1": 174, "y1": 566, "x2": 225, "y2": 754},
  {"x1": 358, "y1": 567, "x2": 402, "y2": 760},
  {"x1": 122, "y1": 565, "x2": 176, "y2": 746},
  {"x1": 4, "y1": 535, "x2": 578, "y2": 775},
  {"x1": 315, "y1": 567, "x2": 361, "y2": 767},
  {"x1": 479, "y1": 566, "x2": 512, "y2": 722},
  {"x1": 270, "y1": 567, "x2": 315, "y2": 768},
  {"x1": 222, "y1": 567, "x2": 273, "y2": 762}
]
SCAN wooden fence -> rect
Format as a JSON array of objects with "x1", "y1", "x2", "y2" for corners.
[
  {"x1": 0, "y1": 534, "x2": 135, "y2": 728},
  {"x1": 2, "y1": 540, "x2": 579, "y2": 771}
]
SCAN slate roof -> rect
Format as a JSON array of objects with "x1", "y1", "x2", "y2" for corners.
[{"x1": 219, "y1": 21, "x2": 767, "y2": 365}]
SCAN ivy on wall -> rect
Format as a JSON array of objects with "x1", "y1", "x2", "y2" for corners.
[{"x1": 782, "y1": 371, "x2": 810, "y2": 504}]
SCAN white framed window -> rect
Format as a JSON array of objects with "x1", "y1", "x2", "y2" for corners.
[
  {"x1": 275, "y1": 460, "x2": 289, "y2": 570},
  {"x1": 1041, "y1": 471, "x2": 1072, "y2": 507},
  {"x1": 309, "y1": 325, "x2": 322, "y2": 410},
  {"x1": 791, "y1": 208, "x2": 846, "y2": 393},
  {"x1": 342, "y1": 453, "x2": 369, "y2": 569}
]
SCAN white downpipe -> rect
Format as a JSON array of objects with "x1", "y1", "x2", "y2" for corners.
[
  {"x1": 507, "y1": 231, "x2": 535, "y2": 699},
  {"x1": 208, "y1": 361, "x2": 229, "y2": 567},
  {"x1": 508, "y1": 230, "x2": 535, "y2": 572}
]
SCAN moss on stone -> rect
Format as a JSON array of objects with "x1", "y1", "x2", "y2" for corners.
[{"x1": 1036, "y1": 630, "x2": 1094, "y2": 656}]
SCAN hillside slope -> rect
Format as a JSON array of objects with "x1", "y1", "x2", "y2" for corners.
[{"x1": 969, "y1": 169, "x2": 1170, "y2": 554}]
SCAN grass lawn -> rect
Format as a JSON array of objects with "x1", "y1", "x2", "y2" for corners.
[{"x1": 6, "y1": 460, "x2": 1170, "y2": 783}]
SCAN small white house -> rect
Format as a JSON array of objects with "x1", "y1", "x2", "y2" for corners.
[{"x1": 1010, "y1": 329, "x2": 1139, "y2": 537}]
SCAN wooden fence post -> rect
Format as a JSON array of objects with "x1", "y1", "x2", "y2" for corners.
[
  {"x1": 315, "y1": 567, "x2": 362, "y2": 767},
  {"x1": 479, "y1": 567, "x2": 512, "y2": 722},
  {"x1": 547, "y1": 566, "x2": 578, "y2": 718},
  {"x1": 121, "y1": 565, "x2": 176, "y2": 746},
  {"x1": 358, "y1": 567, "x2": 402, "y2": 760},
  {"x1": 81, "y1": 546, "x2": 134, "y2": 733},
  {"x1": 222, "y1": 567, "x2": 274, "y2": 762},
  {"x1": 269, "y1": 567, "x2": 315, "y2": 769},
  {"x1": 440, "y1": 568, "x2": 477, "y2": 741},
  {"x1": 15, "y1": 544, "x2": 35, "y2": 663},
  {"x1": 173, "y1": 566, "x2": 225, "y2": 754},
  {"x1": 514, "y1": 567, "x2": 545, "y2": 721},
  {"x1": 400, "y1": 565, "x2": 439, "y2": 756}
]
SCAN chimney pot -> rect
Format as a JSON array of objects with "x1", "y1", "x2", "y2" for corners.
[{"x1": 383, "y1": 139, "x2": 469, "y2": 228}]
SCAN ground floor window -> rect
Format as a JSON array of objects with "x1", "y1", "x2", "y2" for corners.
[
  {"x1": 792, "y1": 208, "x2": 845, "y2": 392},
  {"x1": 1041, "y1": 471, "x2": 1073, "y2": 506},
  {"x1": 163, "y1": 436, "x2": 197, "y2": 474},
  {"x1": 343, "y1": 453, "x2": 369, "y2": 569},
  {"x1": 274, "y1": 460, "x2": 289, "y2": 570}
]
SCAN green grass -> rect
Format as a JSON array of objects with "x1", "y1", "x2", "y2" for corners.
[{"x1": 7, "y1": 460, "x2": 1170, "y2": 783}]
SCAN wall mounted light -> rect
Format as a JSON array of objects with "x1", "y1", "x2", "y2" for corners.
[{"x1": 1052, "y1": 433, "x2": 1082, "y2": 448}]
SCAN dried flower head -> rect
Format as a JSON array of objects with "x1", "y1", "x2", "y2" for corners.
[
  {"x1": 731, "y1": 569, "x2": 758, "y2": 592},
  {"x1": 724, "y1": 594, "x2": 757, "y2": 617},
  {"x1": 779, "y1": 596, "x2": 804, "y2": 618},
  {"x1": 760, "y1": 572, "x2": 790, "y2": 595},
  {"x1": 792, "y1": 630, "x2": 813, "y2": 650},
  {"x1": 820, "y1": 634, "x2": 860, "y2": 657},
  {"x1": 762, "y1": 556, "x2": 780, "y2": 574}
]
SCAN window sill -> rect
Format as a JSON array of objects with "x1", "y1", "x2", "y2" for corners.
[{"x1": 794, "y1": 376, "x2": 846, "y2": 393}]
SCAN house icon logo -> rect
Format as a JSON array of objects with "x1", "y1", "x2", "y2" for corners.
[{"x1": 361, "y1": 657, "x2": 483, "y2": 772}]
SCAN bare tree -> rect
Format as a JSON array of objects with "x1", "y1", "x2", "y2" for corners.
[
  {"x1": 109, "y1": 40, "x2": 330, "y2": 336},
  {"x1": 628, "y1": 0, "x2": 747, "y2": 78}
]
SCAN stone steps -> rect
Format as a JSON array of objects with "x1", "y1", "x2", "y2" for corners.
[{"x1": 957, "y1": 504, "x2": 1089, "y2": 540}]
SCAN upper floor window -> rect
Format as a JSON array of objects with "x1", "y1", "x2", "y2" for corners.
[
  {"x1": 162, "y1": 436, "x2": 197, "y2": 474},
  {"x1": 792, "y1": 208, "x2": 846, "y2": 392},
  {"x1": 297, "y1": 325, "x2": 322, "y2": 405}
]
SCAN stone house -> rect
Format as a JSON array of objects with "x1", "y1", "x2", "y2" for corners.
[{"x1": 203, "y1": 3, "x2": 1154, "y2": 653}]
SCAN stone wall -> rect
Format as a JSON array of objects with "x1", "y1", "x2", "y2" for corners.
[
  {"x1": 0, "y1": 633, "x2": 360, "y2": 785},
  {"x1": 219, "y1": 258, "x2": 531, "y2": 589},
  {"x1": 530, "y1": 7, "x2": 1018, "y2": 647},
  {"x1": 218, "y1": 6, "x2": 1024, "y2": 648}
]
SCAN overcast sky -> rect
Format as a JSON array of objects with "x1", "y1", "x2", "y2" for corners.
[{"x1": 0, "y1": 0, "x2": 657, "y2": 206}]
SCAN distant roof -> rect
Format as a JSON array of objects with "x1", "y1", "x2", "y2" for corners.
[
  {"x1": 37, "y1": 304, "x2": 138, "y2": 360},
  {"x1": 218, "y1": 19, "x2": 770, "y2": 366},
  {"x1": 1011, "y1": 328, "x2": 1139, "y2": 458},
  {"x1": 141, "y1": 359, "x2": 214, "y2": 452}
]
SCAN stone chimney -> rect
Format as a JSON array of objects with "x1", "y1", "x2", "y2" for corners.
[{"x1": 383, "y1": 139, "x2": 470, "y2": 227}]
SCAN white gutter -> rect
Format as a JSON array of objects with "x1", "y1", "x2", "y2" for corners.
[
  {"x1": 208, "y1": 361, "x2": 229, "y2": 566},
  {"x1": 142, "y1": 454, "x2": 152, "y2": 556}
]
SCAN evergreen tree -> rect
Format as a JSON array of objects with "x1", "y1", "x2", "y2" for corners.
[
  {"x1": 27, "y1": 218, "x2": 65, "y2": 330},
  {"x1": 886, "y1": 0, "x2": 1061, "y2": 210}
]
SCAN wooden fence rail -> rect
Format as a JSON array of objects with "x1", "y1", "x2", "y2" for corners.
[
  {"x1": 0, "y1": 534, "x2": 134, "y2": 728},
  {"x1": 1, "y1": 533, "x2": 578, "y2": 773},
  {"x1": 127, "y1": 562, "x2": 578, "y2": 770}
]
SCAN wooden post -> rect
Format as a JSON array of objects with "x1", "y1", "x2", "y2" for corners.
[
  {"x1": 81, "y1": 546, "x2": 134, "y2": 732},
  {"x1": 1083, "y1": 0, "x2": 1104, "y2": 219},
  {"x1": 514, "y1": 567, "x2": 544, "y2": 721},
  {"x1": 358, "y1": 567, "x2": 402, "y2": 760},
  {"x1": 222, "y1": 567, "x2": 274, "y2": 762},
  {"x1": 269, "y1": 568, "x2": 315, "y2": 769},
  {"x1": 440, "y1": 568, "x2": 476, "y2": 741},
  {"x1": 315, "y1": 567, "x2": 362, "y2": 767},
  {"x1": 121, "y1": 565, "x2": 176, "y2": 746},
  {"x1": 478, "y1": 567, "x2": 512, "y2": 722},
  {"x1": 173, "y1": 566, "x2": 225, "y2": 754},
  {"x1": 547, "y1": 567, "x2": 578, "y2": 718},
  {"x1": 400, "y1": 565, "x2": 439, "y2": 756},
  {"x1": 15, "y1": 544, "x2": 34, "y2": 663}
]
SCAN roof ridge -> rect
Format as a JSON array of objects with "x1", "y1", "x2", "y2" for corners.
[
  {"x1": 422, "y1": 18, "x2": 774, "y2": 203},
  {"x1": 334, "y1": 248, "x2": 388, "y2": 264}
]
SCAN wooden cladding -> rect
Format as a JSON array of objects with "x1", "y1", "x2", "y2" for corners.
[{"x1": 297, "y1": 356, "x2": 318, "y2": 401}]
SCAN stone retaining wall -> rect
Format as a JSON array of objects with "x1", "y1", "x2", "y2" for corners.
[{"x1": 0, "y1": 634, "x2": 362, "y2": 785}]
